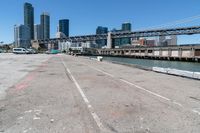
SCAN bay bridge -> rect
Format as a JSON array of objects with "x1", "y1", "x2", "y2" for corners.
[
  {"x1": 31, "y1": 25, "x2": 200, "y2": 62},
  {"x1": 35, "y1": 26, "x2": 200, "y2": 44}
]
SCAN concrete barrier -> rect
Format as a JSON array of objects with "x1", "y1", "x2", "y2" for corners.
[
  {"x1": 90, "y1": 58, "x2": 98, "y2": 61},
  {"x1": 152, "y1": 67, "x2": 168, "y2": 73},
  {"x1": 167, "y1": 69, "x2": 193, "y2": 78},
  {"x1": 193, "y1": 72, "x2": 200, "y2": 79},
  {"x1": 178, "y1": 70, "x2": 194, "y2": 78},
  {"x1": 152, "y1": 67, "x2": 199, "y2": 80},
  {"x1": 169, "y1": 69, "x2": 194, "y2": 78}
]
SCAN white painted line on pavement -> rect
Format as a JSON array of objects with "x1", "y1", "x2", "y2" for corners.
[
  {"x1": 85, "y1": 64, "x2": 198, "y2": 114},
  {"x1": 119, "y1": 78, "x2": 171, "y2": 101},
  {"x1": 172, "y1": 101, "x2": 183, "y2": 107},
  {"x1": 91, "y1": 66, "x2": 115, "y2": 78},
  {"x1": 85, "y1": 64, "x2": 172, "y2": 102},
  {"x1": 192, "y1": 109, "x2": 200, "y2": 115},
  {"x1": 61, "y1": 58, "x2": 108, "y2": 132}
]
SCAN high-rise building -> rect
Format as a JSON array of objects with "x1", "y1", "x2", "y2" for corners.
[
  {"x1": 24, "y1": 2, "x2": 34, "y2": 40},
  {"x1": 41, "y1": 12, "x2": 50, "y2": 39},
  {"x1": 119, "y1": 22, "x2": 132, "y2": 47},
  {"x1": 14, "y1": 24, "x2": 30, "y2": 48},
  {"x1": 96, "y1": 26, "x2": 108, "y2": 48},
  {"x1": 59, "y1": 19, "x2": 69, "y2": 37},
  {"x1": 96, "y1": 26, "x2": 108, "y2": 34},
  {"x1": 34, "y1": 24, "x2": 42, "y2": 40},
  {"x1": 122, "y1": 22, "x2": 131, "y2": 32}
]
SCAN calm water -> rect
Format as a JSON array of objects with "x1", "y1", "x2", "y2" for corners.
[{"x1": 89, "y1": 56, "x2": 200, "y2": 72}]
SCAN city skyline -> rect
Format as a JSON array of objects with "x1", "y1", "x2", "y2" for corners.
[{"x1": 0, "y1": 0, "x2": 200, "y2": 44}]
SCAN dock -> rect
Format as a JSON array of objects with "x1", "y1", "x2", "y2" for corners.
[
  {"x1": 98, "y1": 45, "x2": 200, "y2": 62},
  {"x1": 0, "y1": 54, "x2": 200, "y2": 133}
]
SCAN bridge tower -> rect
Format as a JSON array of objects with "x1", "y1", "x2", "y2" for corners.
[{"x1": 107, "y1": 32, "x2": 112, "y2": 48}]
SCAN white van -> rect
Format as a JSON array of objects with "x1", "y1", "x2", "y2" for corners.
[{"x1": 13, "y1": 48, "x2": 29, "y2": 54}]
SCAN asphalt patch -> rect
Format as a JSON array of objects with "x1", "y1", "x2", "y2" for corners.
[
  {"x1": 48, "y1": 73, "x2": 57, "y2": 76},
  {"x1": 97, "y1": 74, "x2": 105, "y2": 77}
]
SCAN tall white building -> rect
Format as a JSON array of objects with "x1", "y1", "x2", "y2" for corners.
[
  {"x1": 14, "y1": 24, "x2": 30, "y2": 48},
  {"x1": 34, "y1": 24, "x2": 42, "y2": 40}
]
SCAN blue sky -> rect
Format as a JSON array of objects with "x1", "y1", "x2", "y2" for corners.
[{"x1": 0, "y1": 0, "x2": 200, "y2": 44}]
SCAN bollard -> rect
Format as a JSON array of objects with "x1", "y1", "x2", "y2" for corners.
[{"x1": 97, "y1": 56, "x2": 103, "y2": 62}]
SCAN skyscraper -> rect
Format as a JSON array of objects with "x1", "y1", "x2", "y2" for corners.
[
  {"x1": 34, "y1": 24, "x2": 42, "y2": 40},
  {"x1": 96, "y1": 26, "x2": 108, "y2": 48},
  {"x1": 41, "y1": 12, "x2": 50, "y2": 39},
  {"x1": 24, "y1": 2, "x2": 34, "y2": 40},
  {"x1": 59, "y1": 19, "x2": 69, "y2": 37},
  {"x1": 14, "y1": 24, "x2": 30, "y2": 48},
  {"x1": 96, "y1": 26, "x2": 108, "y2": 34},
  {"x1": 120, "y1": 22, "x2": 132, "y2": 47},
  {"x1": 122, "y1": 22, "x2": 131, "y2": 32}
]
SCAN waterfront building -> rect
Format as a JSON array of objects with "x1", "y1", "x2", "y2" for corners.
[
  {"x1": 59, "y1": 19, "x2": 69, "y2": 37},
  {"x1": 41, "y1": 12, "x2": 50, "y2": 39},
  {"x1": 34, "y1": 24, "x2": 42, "y2": 40},
  {"x1": 122, "y1": 22, "x2": 131, "y2": 32},
  {"x1": 169, "y1": 35, "x2": 177, "y2": 45},
  {"x1": 24, "y1": 2, "x2": 34, "y2": 40},
  {"x1": 131, "y1": 39, "x2": 141, "y2": 46},
  {"x1": 58, "y1": 41, "x2": 71, "y2": 52},
  {"x1": 159, "y1": 35, "x2": 177, "y2": 46},
  {"x1": 14, "y1": 24, "x2": 30, "y2": 48},
  {"x1": 159, "y1": 36, "x2": 166, "y2": 46},
  {"x1": 145, "y1": 39, "x2": 156, "y2": 46}
]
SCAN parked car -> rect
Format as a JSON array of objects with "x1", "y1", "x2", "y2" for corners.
[{"x1": 13, "y1": 48, "x2": 29, "y2": 54}]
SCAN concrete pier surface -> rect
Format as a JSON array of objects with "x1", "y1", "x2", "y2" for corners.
[{"x1": 0, "y1": 54, "x2": 200, "y2": 133}]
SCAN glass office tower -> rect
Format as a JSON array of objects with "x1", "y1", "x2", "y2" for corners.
[
  {"x1": 122, "y1": 22, "x2": 131, "y2": 32},
  {"x1": 59, "y1": 19, "x2": 69, "y2": 37},
  {"x1": 24, "y1": 2, "x2": 34, "y2": 40},
  {"x1": 41, "y1": 12, "x2": 50, "y2": 39}
]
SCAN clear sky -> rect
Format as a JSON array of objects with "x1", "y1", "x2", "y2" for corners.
[{"x1": 0, "y1": 0, "x2": 200, "y2": 44}]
